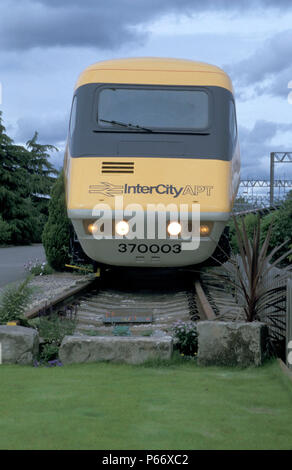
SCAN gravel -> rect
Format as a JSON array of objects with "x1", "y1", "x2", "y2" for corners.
[{"x1": 0, "y1": 272, "x2": 93, "y2": 313}]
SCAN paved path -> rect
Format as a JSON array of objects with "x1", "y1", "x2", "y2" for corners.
[{"x1": 0, "y1": 244, "x2": 46, "y2": 288}]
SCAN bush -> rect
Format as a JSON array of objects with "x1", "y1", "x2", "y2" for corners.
[
  {"x1": 42, "y1": 170, "x2": 71, "y2": 270},
  {"x1": 228, "y1": 213, "x2": 258, "y2": 253},
  {"x1": 24, "y1": 259, "x2": 54, "y2": 276},
  {"x1": 37, "y1": 313, "x2": 76, "y2": 345},
  {"x1": 210, "y1": 214, "x2": 291, "y2": 358},
  {"x1": 38, "y1": 343, "x2": 60, "y2": 362},
  {"x1": 35, "y1": 313, "x2": 77, "y2": 364},
  {"x1": 260, "y1": 193, "x2": 292, "y2": 264},
  {"x1": 171, "y1": 320, "x2": 198, "y2": 356},
  {"x1": 0, "y1": 277, "x2": 33, "y2": 325},
  {"x1": 30, "y1": 211, "x2": 48, "y2": 244}
]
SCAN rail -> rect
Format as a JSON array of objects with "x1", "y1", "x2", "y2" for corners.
[
  {"x1": 25, "y1": 277, "x2": 97, "y2": 319},
  {"x1": 194, "y1": 280, "x2": 216, "y2": 320},
  {"x1": 24, "y1": 270, "x2": 223, "y2": 333}
]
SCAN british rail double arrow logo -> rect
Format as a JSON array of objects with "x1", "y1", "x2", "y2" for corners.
[{"x1": 89, "y1": 182, "x2": 124, "y2": 197}]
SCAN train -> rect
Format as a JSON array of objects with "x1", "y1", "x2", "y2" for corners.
[{"x1": 64, "y1": 57, "x2": 240, "y2": 268}]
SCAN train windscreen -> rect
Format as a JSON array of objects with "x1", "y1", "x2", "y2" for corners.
[{"x1": 97, "y1": 87, "x2": 209, "y2": 131}]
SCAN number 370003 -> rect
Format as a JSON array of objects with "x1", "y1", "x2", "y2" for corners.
[{"x1": 118, "y1": 243, "x2": 181, "y2": 254}]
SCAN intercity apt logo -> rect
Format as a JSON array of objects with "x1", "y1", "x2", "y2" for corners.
[{"x1": 89, "y1": 182, "x2": 214, "y2": 198}]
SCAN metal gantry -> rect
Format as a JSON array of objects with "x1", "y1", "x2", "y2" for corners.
[
  {"x1": 237, "y1": 152, "x2": 292, "y2": 209},
  {"x1": 270, "y1": 152, "x2": 292, "y2": 204},
  {"x1": 240, "y1": 179, "x2": 292, "y2": 188}
]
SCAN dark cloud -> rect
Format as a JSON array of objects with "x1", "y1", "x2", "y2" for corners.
[
  {"x1": 239, "y1": 120, "x2": 291, "y2": 178},
  {"x1": 227, "y1": 29, "x2": 292, "y2": 98},
  {"x1": 33, "y1": 0, "x2": 292, "y2": 9},
  {"x1": 1, "y1": 0, "x2": 292, "y2": 51},
  {"x1": 15, "y1": 113, "x2": 68, "y2": 144},
  {"x1": 14, "y1": 113, "x2": 67, "y2": 169},
  {"x1": 1, "y1": 0, "x2": 291, "y2": 179}
]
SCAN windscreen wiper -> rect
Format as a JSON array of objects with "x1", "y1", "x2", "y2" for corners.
[
  {"x1": 94, "y1": 119, "x2": 210, "y2": 135},
  {"x1": 96, "y1": 119, "x2": 153, "y2": 133}
]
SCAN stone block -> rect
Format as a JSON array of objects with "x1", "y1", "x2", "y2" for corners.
[
  {"x1": 0, "y1": 326, "x2": 39, "y2": 365},
  {"x1": 59, "y1": 334, "x2": 173, "y2": 365},
  {"x1": 197, "y1": 321, "x2": 268, "y2": 367}
]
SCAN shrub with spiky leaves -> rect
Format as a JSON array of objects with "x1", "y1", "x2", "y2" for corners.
[
  {"x1": 229, "y1": 214, "x2": 292, "y2": 323},
  {"x1": 207, "y1": 214, "x2": 291, "y2": 357}
]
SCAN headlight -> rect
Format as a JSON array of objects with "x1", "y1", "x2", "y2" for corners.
[
  {"x1": 83, "y1": 220, "x2": 99, "y2": 235},
  {"x1": 200, "y1": 224, "x2": 212, "y2": 236},
  {"x1": 88, "y1": 223, "x2": 99, "y2": 235},
  {"x1": 167, "y1": 222, "x2": 182, "y2": 236},
  {"x1": 115, "y1": 220, "x2": 130, "y2": 236}
]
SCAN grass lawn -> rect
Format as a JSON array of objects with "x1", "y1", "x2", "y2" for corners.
[{"x1": 0, "y1": 358, "x2": 292, "y2": 450}]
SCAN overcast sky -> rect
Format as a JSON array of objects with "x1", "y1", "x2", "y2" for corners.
[{"x1": 0, "y1": 0, "x2": 292, "y2": 180}]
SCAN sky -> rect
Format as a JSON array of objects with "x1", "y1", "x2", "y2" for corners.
[{"x1": 0, "y1": 0, "x2": 292, "y2": 181}]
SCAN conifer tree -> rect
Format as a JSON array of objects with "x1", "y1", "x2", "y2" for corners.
[
  {"x1": 26, "y1": 132, "x2": 59, "y2": 242},
  {"x1": 0, "y1": 112, "x2": 34, "y2": 243},
  {"x1": 0, "y1": 112, "x2": 59, "y2": 244},
  {"x1": 26, "y1": 131, "x2": 58, "y2": 197}
]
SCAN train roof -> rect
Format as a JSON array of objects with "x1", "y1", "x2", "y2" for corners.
[{"x1": 75, "y1": 57, "x2": 233, "y2": 93}]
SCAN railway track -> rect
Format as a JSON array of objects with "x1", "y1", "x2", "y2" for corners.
[
  {"x1": 25, "y1": 267, "x2": 241, "y2": 335},
  {"x1": 75, "y1": 287, "x2": 198, "y2": 336}
]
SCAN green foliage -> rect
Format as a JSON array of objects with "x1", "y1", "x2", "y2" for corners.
[
  {"x1": 227, "y1": 215, "x2": 291, "y2": 323},
  {"x1": 204, "y1": 212, "x2": 292, "y2": 360},
  {"x1": 38, "y1": 343, "x2": 60, "y2": 362},
  {"x1": 42, "y1": 171, "x2": 71, "y2": 270},
  {"x1": 34, "y1": 312, "x2": 76, "y2": 364},
  {"x1": 211, "y1": 214, "x2": 291, "y2": 357},
  {"x1": 30, "y1": 264, "x2": 54, "y2": 276},
  {"x1": 24, "y1": 259, "x2": 54, "y2": 276},
  {"x1": 26, "y1": 131, "x2": 58, "y2": 196},
  {"x1": 229, "y1": 193, "x2": 292, "y2": 266},
  {"x1": 113, "y1": 325, "x2": 131, "y2": 336},
  {"x1": 0, "y1": 112, "x2": 58, "y2": 245},
  {"x1": 37, "y1": 313, "x2": 77, "y2": 346},
  {"x1": 228, "y1": 213, "x2": 258, "y2": 253},
  {"x1": 260, "y1": 193, "x2": 292, "y2": 264},
  {"x1": 0, "y1": 277, "x2": 33, "y2": 324},
  {"x1": 171, "y1": 320, "x2": 198, "y2": 356},
  {"x1": 140, "y1": 330, "x2": 153, "y2": 337},
  {"x1": 0, "y1": 215, "x2": 12, "y2": 244}
]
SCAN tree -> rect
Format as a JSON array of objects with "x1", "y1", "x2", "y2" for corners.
[
  {"x1": 26, "y1": 131, "x2": 58, "y2": 196},
  {"x1": 0, "y1": 215, "x2": 11, "y2": 244},
  {"x1": 0, "y1": 112, "x2": 59, "y2": 244},
  {"x1": 0, "y1": 112, "x2": 35, "y2": 244},
  {"x1": 26, "y1": 132, "x2": 59, "y2": 242}
]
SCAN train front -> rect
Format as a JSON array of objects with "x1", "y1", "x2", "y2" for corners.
[{"x1": 64, "y1": 58, "x2": 240, "y2": 267}]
